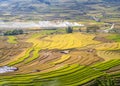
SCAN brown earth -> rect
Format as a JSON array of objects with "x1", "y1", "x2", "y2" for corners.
[{"x1": 0, "y1": 34, "x2": 103, "y2": 75}]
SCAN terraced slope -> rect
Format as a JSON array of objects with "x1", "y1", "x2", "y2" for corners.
[
  {"x1": 6, "y1": 33, "x2": 99, "y2": 66},
  {"x1": 7, "y1": 36, "x2": 17, "y2": 44},
  {"x1": 0, "y1": 64, "x2": 105, "y2": 86},
  {"x1": 96, "y1": 43, "x2": 120, "y2": 51},
  {"x1": 97, "y1": 50, "x2": 120, "y2": 61},
  {"x1": 2, "y1": 33, "x2": 120, "y2": 85}
]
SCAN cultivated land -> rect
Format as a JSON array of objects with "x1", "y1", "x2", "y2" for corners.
[
  {"x1": 0, "y1": 0, "x2": 120, "y2": 85},
  {"x1": 1, "y1": 29, "x2": 120, "y2": 86}
]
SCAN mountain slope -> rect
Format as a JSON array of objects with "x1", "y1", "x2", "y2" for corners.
[{"x1": 0, "y1": 0, "x2": 119, "y2": 21}]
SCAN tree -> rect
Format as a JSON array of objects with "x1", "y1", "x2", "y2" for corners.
[
  {"x1": 4, "y1": 31, "x2": 13, "y2": 35},
  {"x1": 66, "y1": 26, "x2": 73, "y2": 33},
  {"x1": 4, "y1": 29, "x2": 24, "y2": 36},
  {"x1": 18, "y1": 29, "x2": 24, "y2": 34},
  {"x1": 12, "y1": 30, "x2": 19, "y2": 35}
]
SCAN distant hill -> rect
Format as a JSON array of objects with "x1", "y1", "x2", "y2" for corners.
[{"x1": 0, "y1": 0, "x2": 119, "y2": 21}]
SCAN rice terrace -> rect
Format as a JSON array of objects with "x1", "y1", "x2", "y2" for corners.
[{"x1": 0, "y1": 0, "x2": 120, "y2": 86}]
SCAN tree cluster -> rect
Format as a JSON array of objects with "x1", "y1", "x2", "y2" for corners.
[{"x1": 4, "y1": 29, "x2": 23, "y2": 36}]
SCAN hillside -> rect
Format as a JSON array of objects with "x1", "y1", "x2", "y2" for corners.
[
  {"x1": 0, "y1": 0, "x2": 120, "y2": 85},
  {"x1": 0, "y1": 0, "x2": 119, "y2": 22},
  {"x1": 1, "y1": 30, "x2": 120, "y2": 85}
]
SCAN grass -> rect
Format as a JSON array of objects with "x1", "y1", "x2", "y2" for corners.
[
  {"x1": 7, "y1": 36, "x2": 17, "y2": 44},
  {"x1": 8, "y1": 47, "x2": 33, "y2": 66},
  {"x1": 52, "y1": 55, "x2": 71, "y2": 65},
  {"x1": 106, "y1": 34, "x2": 120, "y2": 42},
  {"x1": 92, "y1": 59, "x2": 120, "y2": 71},
  {"x1": 93, "y1": 76, "x2": 115, "y2": 86},
  {"x1": 24, "y1": 47, "x2": 41, "y2": 64}
]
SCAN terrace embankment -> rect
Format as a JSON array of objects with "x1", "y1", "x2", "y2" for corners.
[
  {"x1": 1, "y1": 32, "x2": 120, "y2": 85},
  {"x1": 0, "y1": 35, "x2": 32, "y2": 66},
  {"x1": 0, "y1": 48, "x2": 103, "y2": 75}
]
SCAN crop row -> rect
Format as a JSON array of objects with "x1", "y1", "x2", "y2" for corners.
[
  {"x1": 96, "y1": 43, "x2": 120, "y2": 51},
  {"x1": 0, "y1": 64, "x2": 105, "y2": 86},
  {"x1": 8, "y1": 47, "x2": 34, "y2": 66},
  {"x1": 52, "y1": 55, "x2": 71, "y2": 65},
  {"x1": 97, "y1": 50, "x2": 120, "y2": 61},
  {"x1": 92, "y1": 59, "x2": 120, "y2": 71}
]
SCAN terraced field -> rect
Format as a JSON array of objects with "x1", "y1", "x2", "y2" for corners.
[
  {"x1": 95, "y1": 43, "x2": 120, "y2": 51},
  {"x1": 1, "y1": 32, "x2": 120, "y2": 85},
  {"x1": 7, "y1": 36, "x2": 17, "y2": 44},
  {"x1": 97, "y1": 50, "x2": 120, "y2": 61}
]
